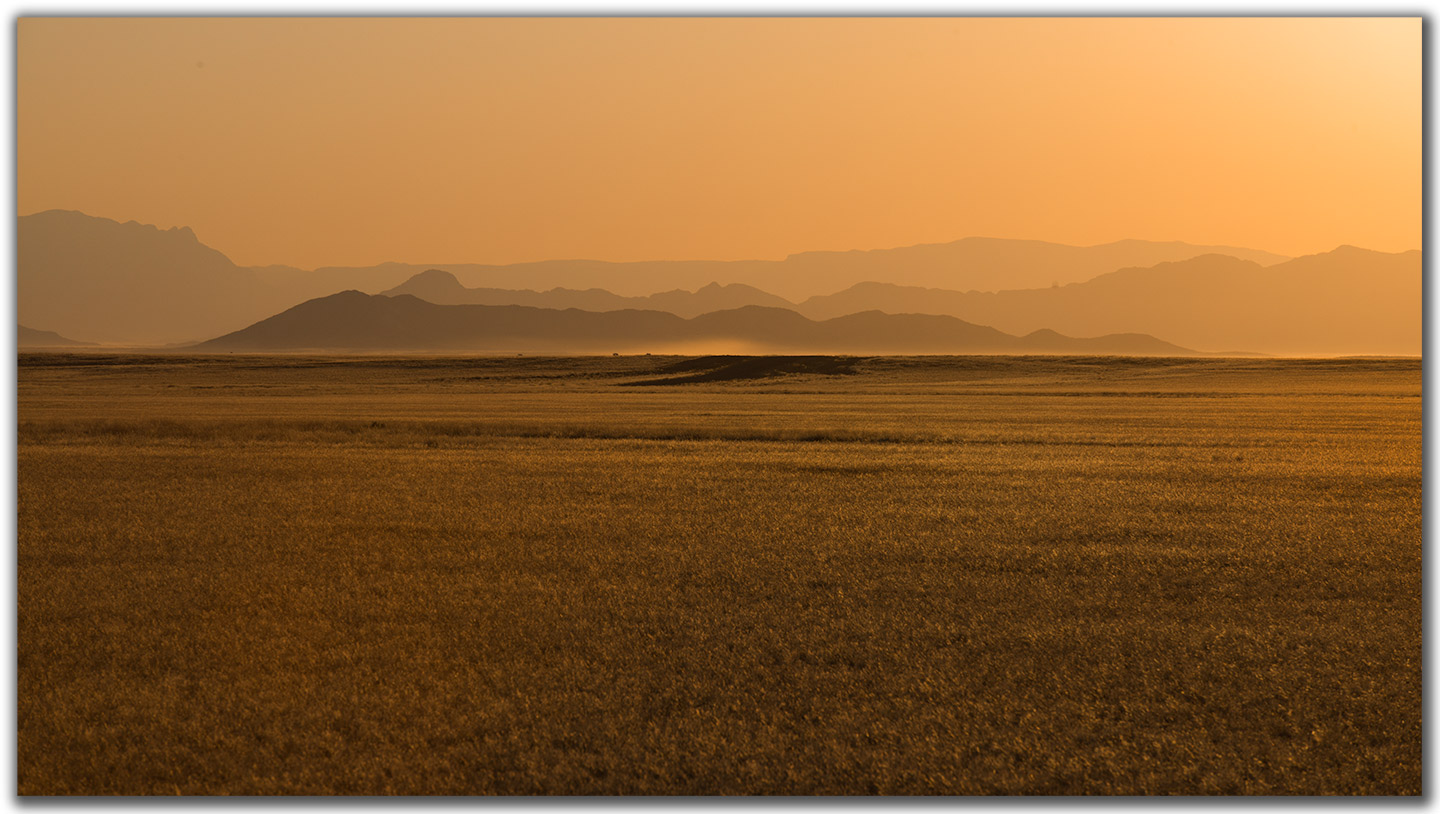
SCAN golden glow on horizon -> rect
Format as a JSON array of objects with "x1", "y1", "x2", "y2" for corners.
[{"x1": 17, "y1": 17, "x2": 1420, "y2": 268}]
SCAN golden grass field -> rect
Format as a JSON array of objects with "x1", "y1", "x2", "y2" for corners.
[{"x1": 17, "y1": 353, "x2": 1421, "y2": 795}]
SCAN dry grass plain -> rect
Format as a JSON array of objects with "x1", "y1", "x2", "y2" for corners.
[{"x1": 18, "y1": 353, "x2": 1421, "y2": 795}]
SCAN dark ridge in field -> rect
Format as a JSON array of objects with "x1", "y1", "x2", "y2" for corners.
[
  {"x1": 10, "y1": 416, "x2": 1298, "y2": 448},
  {"x1": 16, "y1": 354, "x2": 1421, "y2": 400},
  {"x1": 623, "y1": 355, "x2": 865, "y2": 386}
]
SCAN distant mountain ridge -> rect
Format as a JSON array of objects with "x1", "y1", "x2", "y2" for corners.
[
  {"x1": 378, "y1": 244, "x2": 1420, "y2": 356},
  {"x1": 792, "y1": 247, "x2": 1421, "y2": 356},
  {"x1": 383, "y1": 270, "x2": 796, "y2": 318},
  {"x1": 328, "y1": 236, "x2": 1290, "y2": 300},
  {"x1": 19, "y1": 210, "x2": 1297, "y2": 344},
  {"x1": 196, "y1": 291, "x2": 1200, "y2": 356},
  {"x1": 22, "y1": 210, "x2": 1416, "y2": 355}
]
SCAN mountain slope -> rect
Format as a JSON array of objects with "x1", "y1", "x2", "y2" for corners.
[
  {"x1": 196, "y1": 293, "x2": 1200, "y2": 356},
  {"x1": 797, "y1": 247, "x2": 1421, "y2": 356},
  {"x1": 19, "y1": 210, "x2": 255, "y2": 344},
  {"x1": 18, "y1": 324, "x2": 93, "y2": 347}
]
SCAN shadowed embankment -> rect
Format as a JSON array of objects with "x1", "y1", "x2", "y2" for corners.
[{"x1": 622, "y1": 355, "x2": 865, "y2": 386}]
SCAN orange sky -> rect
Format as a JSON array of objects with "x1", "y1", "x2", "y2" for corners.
[{"x1": 17, "y1": 17, "x2": 1420, "y2": 268}]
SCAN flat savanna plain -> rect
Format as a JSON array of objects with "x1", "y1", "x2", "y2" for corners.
[{"x1": 18, "y1": 353, "x2": 1421, "y2": 795}]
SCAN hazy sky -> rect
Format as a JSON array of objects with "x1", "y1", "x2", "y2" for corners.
[{"x1": 18, "y1": 17, "x2": 1420, "y2": 268}]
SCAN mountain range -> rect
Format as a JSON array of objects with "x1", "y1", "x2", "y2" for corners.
[
  {"x1": 383, "y1": 271, "x2": 795, "y2": 319},
  {"x1": 198, "y1": 291, "x2": 1198, "y2": 356},
  {"x1": 17, "y1": 210, "x2": 1420, "y2": 355},
  {"x1": 343, "y1": 236, "x2": 1289, "y2": 301},
  {"x1": 376, "y1": 242, "x2": 1421, "y2": 356},
  {"x1": 21, "y1": 210, "x2": 1302, "y2": 346},
  {"x1": 793, "y1": 248, "x2": 1421, "y2": 356}
]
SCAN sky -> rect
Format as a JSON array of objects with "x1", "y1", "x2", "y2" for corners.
[{"x1": 17, "y1": 16, "x2": 1421, "y2": 269}]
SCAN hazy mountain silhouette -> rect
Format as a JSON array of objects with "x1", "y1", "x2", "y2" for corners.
[
  {"x1": 20, "y1": 210, "x2": 256, "y2": 344},
  {"x1": 26, "y1": 210, "x2": 1407, "y2": 354},
  {"x1": 25, "y1": 211, "x2": 1286, "y2": 345},
  {"x1": 331, "y1": 237, "x2": 1289, "y2": 301},
  {"x1": 383, "y1": 269, "x2": 795, "y2": 318},
  {"x1": 196, "y1": 292, "x2": 1199, "y2": 355},
  {"x1": 19, "y1": 211, "x2": 427, "y2": 343},
  {"x1": 18, "y1": 324, "x2": 92, "y2": 347},
  {"x1": 769, "y1": 238, "x2": 1290, "y2": 299},
  {"x1": 795, "y1": 247, "x2": 1420, "y2": 356},
  {"x1": 645, "y1": 283, "x2": 794, "y2": 316}
]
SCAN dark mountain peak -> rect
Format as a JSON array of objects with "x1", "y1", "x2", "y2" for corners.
[
  {"x1": 685, "y1": 305, "x2": 814, "y2": 334},
  {"x1": 1024, "y1": 328, "x2": 1065, "y2": 340},
  {"x1": 382, "y1": 269, "x2": 470, "y2": 302},
  {"x1": 411, "y1": 268, "x2": 462, "y2": 284},
  {"x1": 697, "y1": 304, "x2": 807, "y2": 319}
]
